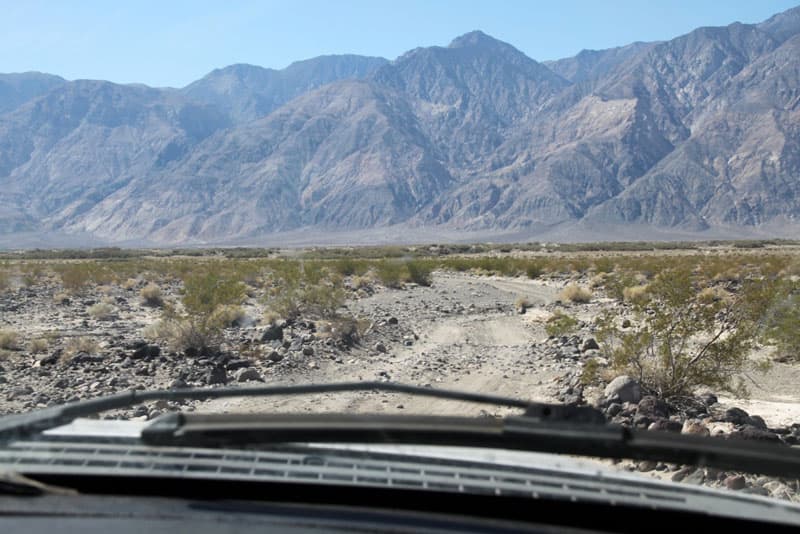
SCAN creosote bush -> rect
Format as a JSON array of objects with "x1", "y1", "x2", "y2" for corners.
[
  {"x1": 87, "y1": 301, "x2": 115, "y2": 320},
  {"x1": 597, "y1": 267, "x2": 777, "y2": 399},
  {"x1": 545, "y1": 312, "x2": 578, "y2": 338},
  {"x1": 27, "y1": 338, "x2": 50, "y2": 354}
]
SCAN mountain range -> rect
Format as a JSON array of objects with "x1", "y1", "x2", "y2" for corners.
[{"x1": 1, "y1": 6, "x2": 799, "y2": 246}]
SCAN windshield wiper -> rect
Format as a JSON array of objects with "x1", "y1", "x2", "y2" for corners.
[{"x1": 3, "y1": 381, "x2": 800, "y2": 479}]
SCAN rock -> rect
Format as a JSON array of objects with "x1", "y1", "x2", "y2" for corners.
[
  {"x1": 387, "y1": 317, "x2": 398, "y2": 325},
  {"x1": 581, "y1": 338, "x2": 600, "y2": 351},
  {"x1": 132, "y1": 344, "x2": 160, "y2": 360},
  {"x1": 302, "y1": 346, "x2": 314, "y2": 356},
  {"x1": 266, "y1": 351, "x2": 283, "y2": 363},
  {"x1": 724, "y1": 475, "x2": 746, "y2": 490},
  {"x1": 721, "y1": 407, "x2": 752, "y2": 426},
  {"x1": 38, "y1": 352, "x2": 60, "y2": 366},
  {"x1": 374, "y1": 342, "x2": 387, "y2": 353},
  {"x1": 307, "y1": 361, "x2": 319, "y2": 370},
  {"x1": 621, "y1": 319, "x2": 631, "y2": 328},
  {"x1": 637, "y1": 396, "x2": 668, "y2": 418},
  {"x1": 637, "y1": 460, "x2": 657, "y2": 472},
  {"x1": 633, "y1": 414, "x2": 653, "y2": 428},
  {"x1": 748, "y1": 415, "x2": 767, "y2": 430},
  {"x1": 681, "y1": 420, "x2": 710, "y2": 436},
  {"x1": 671, "y1": 466, "x2": 695, "y2": 483},
  {"x1": 169, "y1": 379, "x2": 188, "y2": 389},
  {"x1": 603, "y1": 375, "x2": 641, "y2": 404},
  {"x1": 742, "y1": 486, "x2": 770, "y2": 496},
  {"x1": 727, "y1": 426, "x2": 782, "y2": 444},
  {"x1": 234, "y1": 367, "x2": 263, "y2": 382},
  {"x1": 206, "y1": 365, "x2": 227, "y2": 385},
  {"x1": 684, "y1": 469, "x2": 706, "y2": 485},
  {"x1": 225, "y1": 358, "x2": 251, "y2": 371},
  {"x1": 70, "y1": 352, "x2": 103, "y2": 365},
  {"x1": 261, "y1": 324, "x2": 284, "y2": 342},
  {"x1": 648, "y1": 419, "x2": 683, "y2": 433},
  {"x1": 698, "y1": 392, "x2": 718, "y2": 406},
  {"x1": 605, "y1": 403, "x2": 622, "y2": 417}
]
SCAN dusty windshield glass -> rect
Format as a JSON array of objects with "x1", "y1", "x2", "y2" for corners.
[{"x1": 1, "y1": 0, "x2": 800, "y2": 506}]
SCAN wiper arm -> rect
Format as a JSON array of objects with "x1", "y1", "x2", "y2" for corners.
[
  {"x1": 141, "y1": 411, "x2": 800, "y2": 479},
  {"x1": 1, "y1": 381, "x2": 585, "y2": 440}
]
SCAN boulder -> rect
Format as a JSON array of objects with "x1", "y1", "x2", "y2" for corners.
[
  {"x1": 234, "y1": 367, "x2": 263, "y2": 382},
  {"x1": 637, "y1": 395, "x2": 668, "y2": 418},
  {"x1": 603, "y1": 375, "x2": 641, "y2": 404},
  {"x1": 261, "y1": 324, "x2": 284, "y2": 342}
]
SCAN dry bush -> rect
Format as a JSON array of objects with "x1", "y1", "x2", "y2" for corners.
[
  {"x1": 0, "y1": 330, "x2": 20, "y2": 350},
  {"x1": 122, "y1": 278, "x2": 140, "y2": 290},
  {"x1": 559, "y1": 284, "x2": 592, "y2": 303},
  {"x1": 54, "y1": 292, "x2": 71, "y2": 305},
  {"x1": 27, "y1": 337, "x2": 50, "y2": 354},
  {"x1": 622, "y1": 285, "x2": 650, "y2": 305},
  {"x1": 588, "y1": 273, "x2": 607, "y2": 289},
  {"x1": 209, "y1": 305, "x2": 248, "y2": 328},
  {"x1": 87, "y1": 301, "x2": 115, "y2": 320},
  {"x1": 140, "y1": 283, "x2": 164, "y2": 307},
  {"x1": 263, "y1": 310, "x2": 281, "y2": 326},
  {"x1": 64, "y1": 336, "x2": 100, "y2": 356}
]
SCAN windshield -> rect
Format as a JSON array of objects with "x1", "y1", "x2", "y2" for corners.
[{"x1": 1, "y1": 0, "x2": 800, "y2": 507}]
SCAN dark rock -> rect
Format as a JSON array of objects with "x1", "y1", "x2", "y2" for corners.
[
  {"x1": 605, "y1": 403, "x2": 622, "y2": 417},
  {"x1": 671, "y1": 466, "x2": 695, "y2": 483},
  {"x1": 698, "y1": 392, "x2": 718, "y2": 406},
  {"x1": 748, "y1": 415, "x2": 767, "y2": 430},
  {"x1": 621, "y1": 319, "x2": 631, "y2": 328},
  {"x1": 684, "y1": 469, "x2": 706, "y2": 485},
  {"x1": 69, "y1": 352, "x2": 103, "y2": 365},
  {"x1": 647, "y1": 419, "x2": 683, "y2": 433},
  {"x1": 302, "y1": 346, "x2": 314, "y2": 356},
  {"x1": 132, "y1": 344, "x2": 160, "y2": 360},
  {"x1": 637, "y1": 395, "x2": 668, "y2": 418},
  {"x1": 38, "y1": 352, "x2": 60, "y2": 366},
  {"x1": 633, "y1": 414, "x2": 653, "y2": 428},
  {"x1": 206, "y1": 365, "x2": 227, "y2": 385},
  {"x1": 637, "y1": 460, "x2": 657, "y2": 472},
  {"x1": 727, "y1": 426, "x2": 782, "y2": 444},
  {"x1": 234, "y1": 367, "x2": 263, "y2": 382},
  {"x1": 724, "y1": 475, "x2": 747, "y2": 490},
  {"x1": 169, "y1": 378, "x2": 188, "y2": 389},
  {"x1": 721, "y1": 407, "x2": 751, "y2": 425},
  {"x1": 387, "y1": 317, "x2": 398, "y2": 325},
  {"x1": 374, "y1": 342, "x2": 387, "y2": 353},
  {"x1": 261, "y1": 324, "x2": 284, "y2": 342},
  {"x1": 266, "y1": 351, "x2": 283, "y2": 363},
  {"x1": 225, "y1": 358, "x2": 251, "y2": 371},
  {"x1": 581, "y1": 338, "x2": 600, "y2": 351}
]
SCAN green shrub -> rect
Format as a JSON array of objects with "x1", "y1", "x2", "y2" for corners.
[
  {"x1": 374, "y1": 261, "x2": 406, "y2": 288},
  {"x1": 597, "y1": 267, "x2": 775, "y2": 398},
  {"x1": 545, "y1": 312, "x2": 578, "y2": 337},
  {"x1": 406, "y1": 260, "x2": 433, "y2": 286}
]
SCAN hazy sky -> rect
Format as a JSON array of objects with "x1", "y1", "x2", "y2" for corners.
[{"x1": 1, "y1": 0, "x2": 797, "y2": 87}]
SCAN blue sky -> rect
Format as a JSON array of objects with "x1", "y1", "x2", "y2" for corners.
[{"x1": 1, "y1": 0, "x2": 797, "y2": 87}]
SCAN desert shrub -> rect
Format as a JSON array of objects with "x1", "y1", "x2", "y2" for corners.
[
  {"x1": 763, "y1": 286, "x2": 800, "y2": 362},
  {"x1": 27, "y1": 337, "x2": 49, "y2": 354},
  {"x1": 525, "y1": 261, "x2": 545, "y2": 279},
  {"x1": 597, "y1": 267, "x2": 775, "y2": 398},
  {"x1": 0, "y1": 330, "x2": 19, "y2": 350},
  {"x1": 182, "y1": 271, "x2": 246, "y2": 317},
  {"x1": 559, "y1": 284, "x2": 592, "y2": 303},
  {"x1": 622, "y1": 284, "x2": 650, "y2": 305},
  {"x1": 53, "y1": 292, "x2": 71, "y2": 305},
  {"x1": 374, "y1": 260, "x2": 406, "y2": 288},
  {"x1": 545, "y1": 312, "x2": 578, "y2": 337},
  {"x1": 140, "y1": 283, "x2": 164, "y2": 307},
  {"x1": 209, "y1": 305, "x2": 248, "y2": 328},
  {"x1": 64, "y1": 336, "x2": 100, "y2": 356},
  {"x1": 406, "y1": 260, "x2": 433, "y2": 286},
  {"x1": 87, "y1": 301, "x2": 115, "y2": 320},
  {"x1": 55, "y1": 262, "x2": 115, "y2": 293}
]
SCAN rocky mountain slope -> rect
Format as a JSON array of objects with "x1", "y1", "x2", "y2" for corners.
[{"x1": 1, "y1": 6, "x2": 799, "y2": 245}]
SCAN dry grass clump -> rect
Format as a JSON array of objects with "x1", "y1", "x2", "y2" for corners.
[
  {"x1": 263, "y1": 310, "x2": 282, "y2": 325},
  {"x1": 64, "y1": 336, "x2": 100, "y2": 356},
  {"x1": 27, "y1": 337, "x2": 50, "y2": 354},
  {"x1": 622, "y1": 285, "x2": 650, "y2": 305},
  {"x1": 559, "y1": 284, "x2": 592, "y2": 303},
  {"x1": 87, "y1": 301, "x2": 116, "y2": 320},
  {"x1": 0, "y1": 330, "x2": 20, "y2": 350},
  {"x1": 140, "y1": 283, "x2": 164, "y2": 307},
  {"x1": 53, "y1": 292, "x2": 71, "y2": 305},
  {"x1": 209, "y1": 305, "x2": 248, "y2": 328},
  {"x1": 697, "y1": 286, "x2": 730, "y2": 304},
  {"x1": 122, "y1": 278, "x2": 140, "y2": 290}
]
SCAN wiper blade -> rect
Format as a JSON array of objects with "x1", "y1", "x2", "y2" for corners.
[
  {"x1": 139, "y1": 411, "x2": 800, "y2": 479},
  {"x1": 1, "y1": 381, "x2": 590, "y2": 440}
]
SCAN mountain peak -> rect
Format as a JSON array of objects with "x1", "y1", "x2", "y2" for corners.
[{"x1": 448, "y1": 30, "x2": 510, "y2": 50}]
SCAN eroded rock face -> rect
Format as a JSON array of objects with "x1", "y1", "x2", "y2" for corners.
[{"x1": 3, "y1": 7, "x2": 800, "y2": 243}]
